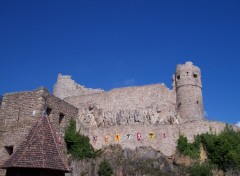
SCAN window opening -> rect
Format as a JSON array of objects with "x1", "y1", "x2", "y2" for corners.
[
  {"x1": 5, "y1": 146, "x2": 13, "y2": 156},
  {"x1": 59, "y1": 113, "x2": 64, "y2": 124},
  {"x1": 178, "y1": 103, "x2": 181, "y2": 109},
  {"x1": 177, "y1": 75, "x2": 180, "y2": 80},
  {"x1": 46, "y1": 108, "x2": 52, "y2": 116}
]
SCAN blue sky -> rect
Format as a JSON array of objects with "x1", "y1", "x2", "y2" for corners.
[{"x1": 0, "y1": 0, "x2": 239, "y2": 125}]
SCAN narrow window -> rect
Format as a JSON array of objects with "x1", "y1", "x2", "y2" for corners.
[
  {"x1": 177, "y1": 75, "x2": 180, "y2": 80},
  {"x1": 197, "y1": 101, "x2": 199, "y2": 104},
  {"x1": 193, "y1": 73, "x2": 198, "y2": 78},
  {"x1": 59, "y1": 113, "x2": 64, "y2": 124},
  {"x1": 46, "y1": 107, "x2": 52, "y2": 116},
  {"x1": 5, "y1": 146, "x2": 13, "y2": 156},
  {"x1": 178, "y1": 103, "x2": 181, "y2": 109}
]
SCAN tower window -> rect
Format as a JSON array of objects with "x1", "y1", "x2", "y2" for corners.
[
  {"x1": 59, "y1": 113, "x2": 64, "y2": 124},
  {"x1": 178, "y1": 103, "x2": 181, "y2": 109},
  {"x1": 177, "y1": 75, "x2": 180, "y2": 80},
  {"x1": 193, "y1": 73, "x2": 198, "y2": 78},
  {"x1": 46, "y1": 107, "x2": 52, "y2": 116},
  {"x1": 197, "y1": 101, "x2": 199, "y2": 104},
  {"x1": 5, "y1": 146, "x2": 13, "y2": 156}
]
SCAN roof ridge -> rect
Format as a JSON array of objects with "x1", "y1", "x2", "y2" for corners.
[{"x1": 46, "y1": 115, "x2": 70, "y2": 171}]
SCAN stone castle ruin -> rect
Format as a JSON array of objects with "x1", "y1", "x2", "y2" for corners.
[
  {"x1": 0, "y1": 62, "x2": 234, "y2": 176},
  {"x1": 54, "y1": 61, "x2": 204, "y2": 128}
]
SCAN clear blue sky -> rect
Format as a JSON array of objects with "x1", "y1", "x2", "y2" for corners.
[{"x1": 0, "y1": 0, "x2": 239, "y2": 125}]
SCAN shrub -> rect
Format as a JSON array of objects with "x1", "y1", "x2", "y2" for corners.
[
  {"x1": 177, "y1": 134, "x2": 200, "y2": 159},
  {"x1": 98, "y1": 160, "x2": 113, "y2": 176},
  {"x1": 189, "y1": 162, "x2": 212, "y2": 176},
  {"x1": 201, "y1": 125, "x2": 240, "y2": 171},
  {"x1": 178, "y1": 125, "x2": 240, "y2": 173},
  {"x1": 65, "y1": 119, "x2": 97, "y2": 160}
]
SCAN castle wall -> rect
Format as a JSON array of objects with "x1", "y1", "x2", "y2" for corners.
[
  {"x1": 64, "y1": 84, "x2": 177, "y2": 128},
  {"x1": 0, "y1": 88, "x2": 78, "y2": 176},
  {"x1": 80, "y1": 121, "x2": 229, "y2": 157},
  {"x1": 53, "y1": 74, "x2": 103, "y2": 99}
]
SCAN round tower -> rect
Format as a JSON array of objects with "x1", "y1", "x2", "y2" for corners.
[{"x1": 175, "y1": 62, "x2": 204, "y2": 123}]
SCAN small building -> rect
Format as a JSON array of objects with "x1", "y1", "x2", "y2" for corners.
[{"x1": 0, "y1": 114, "x2": 71, "y2": 176}]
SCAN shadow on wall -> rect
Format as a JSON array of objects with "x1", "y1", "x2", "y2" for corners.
[{"x1": 0, "y1": 95, "x2": 2, "y2": 107}]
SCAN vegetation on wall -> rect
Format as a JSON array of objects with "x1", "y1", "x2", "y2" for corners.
[
  {"x1": 98, "y1": 160, "x2": 113, "y2": 176},
  {"x1": 177, "y1": 134, "x2": 201, "y2": 159},
  {"x1": 177, "y1": 125, "x2": 240, "y2": 173},
  {"x1": 64, "y1": 118, "x2": 100, "y2": 160}
]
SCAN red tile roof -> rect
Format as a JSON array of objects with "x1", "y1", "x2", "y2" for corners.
[{"x1": 0, "y1": 115, "x2": 71, "y2": 172}]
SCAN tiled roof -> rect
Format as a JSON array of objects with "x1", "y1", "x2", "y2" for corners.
[{"x1": 0, "y1": 115, "x2": 71, "y2": 172}]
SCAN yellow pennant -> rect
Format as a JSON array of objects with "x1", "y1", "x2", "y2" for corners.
[{"x1": 115, "y1": 134, "x2": 121, "y2": 142}]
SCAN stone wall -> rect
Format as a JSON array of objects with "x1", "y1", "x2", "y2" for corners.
[
  {"x1": 80, "y1": 121, "x2": 231, "y2": 157},
  {"x1": 64, "y1": 83, "x2": 177, "y2": 129},
  {"x1": 0, "y1": 88, "x2": 78, "y2": 176},
  {"x1": 53, "y1": 74, "x2": 103, "y2": 99}
]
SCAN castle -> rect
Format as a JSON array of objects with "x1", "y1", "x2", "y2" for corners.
[{"x1": 0, "y1": 62, "x2": 231, "y2": 176}]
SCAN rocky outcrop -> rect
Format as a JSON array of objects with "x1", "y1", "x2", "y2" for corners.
[
  {"x1": 78, "y1": 103, "x2": 178, "y2": 129},
  {"x1": 71, "y1": 145, "x2": 188, "y2": 176}
]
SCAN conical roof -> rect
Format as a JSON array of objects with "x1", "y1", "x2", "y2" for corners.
[{"x1": 0, "y1": 115, "x2": 71, "y2": 172}]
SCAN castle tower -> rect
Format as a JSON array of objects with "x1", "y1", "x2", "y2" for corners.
[{"x1": 175, "y1": 62, "x2": 204, "y2": 123}]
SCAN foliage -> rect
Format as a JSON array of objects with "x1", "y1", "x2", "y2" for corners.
[
  {"x1": 98, "y1": 160, "x2": 113, "y2": 176},
  {"x1": 189, "y1": 162, "x2": 213, "y2": 176},
  {"x1": 65, "y1": 118, "x2": 100, "y2": 160},
  {"x1": 177, "y1": 134, "x2": 201, "y2": 159},
  {"x1": 201, "y1": 125, "x2": 240, "y2": 171},
  {"x1": 177, "y1": 124, "x2": 240, "y2": 172}
]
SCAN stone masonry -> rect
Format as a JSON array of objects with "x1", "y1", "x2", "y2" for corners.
[
  {"x1": 0, "y1": 88, "x2": 78, "y2": 176},
  {"x1": 54, "y1": 74, "x2": 104, "y2": 99}
]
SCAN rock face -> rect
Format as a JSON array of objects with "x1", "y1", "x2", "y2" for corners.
[
  {"x1": 77, "y1": 103, "x2": 178, "y2": 129},
  {"x1": 71, "y1": 145, "x2": 188, "y2": 176}
]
